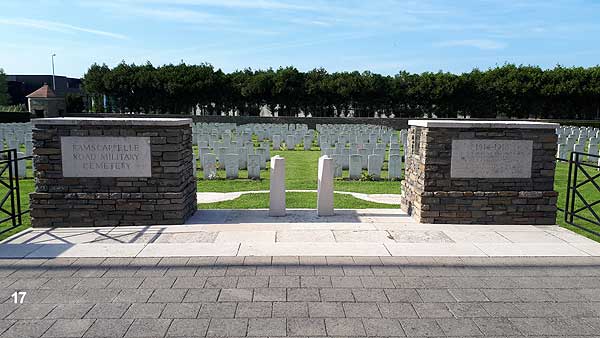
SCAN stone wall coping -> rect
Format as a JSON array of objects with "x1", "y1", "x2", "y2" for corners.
[
  {"x1": 32, "y1": 117, "x2": 192, "y2": 126},
  {"x1": 408, "y1": 120, "x2": 559, "y2": 129}
]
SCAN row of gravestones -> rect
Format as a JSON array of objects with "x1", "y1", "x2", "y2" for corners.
[
  {"x1": 197, "y1": 147, "x2": 403, "y2": 181},
  {"x1": 0, "y1": 122, "x2": 33, "y2": 178},
  {"x1": 556, "y1": 126, "x2": 600, "y2": 162},
  {"x1": 192, "y1": 122, "x2": 399, "y2": 147},
  {"x1": 0, "y1": 122, "x2": 34, "y2": 156}
]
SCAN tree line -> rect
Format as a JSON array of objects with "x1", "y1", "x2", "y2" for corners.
[{"x1": 82, "y1": 62, "x2": 600, "y2": 119}]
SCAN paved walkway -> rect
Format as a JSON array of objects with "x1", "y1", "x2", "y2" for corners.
[
  {"x1": 197, "y1": 191, "x2": 401, "y2": 204},
  {"x1": 2, "y1": 209, "x2": 600, "y2": 258},
  {"x1": 0, "y1": 256, "x2": 599, "y2": 337}
]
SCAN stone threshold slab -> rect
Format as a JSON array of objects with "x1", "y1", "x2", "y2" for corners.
[{"x1": 0, "y1": 241, "x2": 595, "y2": 258}]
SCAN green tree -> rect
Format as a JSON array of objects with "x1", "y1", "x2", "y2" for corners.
[{"x1": 0, "y1": 68, "x2": 10, "y2": 106}]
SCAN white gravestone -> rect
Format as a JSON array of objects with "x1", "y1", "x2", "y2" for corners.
[
  {"x1": 15, "y1": 152, "x2": 26, "y2": 178},
  {"x1": 358, "y1": 148, "x2": 368, "y2": 169},
  {"x1": 202, "y1": 153, "x2": 217, "y2": 179},
  {"x1": 588, "y1": 144, "x2": 599, "y2": 161},
  {"x1": 25, "y1": 140, "x2": 33, "y2": 156},
  {"x1": 368, "y1": 154, "x2": 382, "y2": 179},
  {"x1": 61, "y1": 137, "x2": 151, "y2": 177},
  {"x1": 331, "y1": 154, "x2": 343, "y2": 178},
  {"x1": 556, "y1": 144, "x2": 568, "y2": 160},
  {"x1": 286, "y1": 135, "x2": 296, "y2": 150},
  {"x1": 272, "y1": 134, "x2": 281, "y2": 150},
  {"x1": 192, "y1": 152, "x2": 197, "y2": 174},
  {"x1": 198, "y1": 147, "x2": 210, "y2": 169},
  {"x1": 451, "y1": 139, "x2": 533, "y2": 178},
  {"x1": 255, "y1": 148, "x2": 267, "y2": 169},
  {"x1": 269, "y1": 155, "x2": 286, "y2": 216},
  {"x1": 247, "y1": 154, "x2": 261, "y2": 179},
  {"x1": 317, "y1": 155, "x2": 334, "y2": 216},
  {"x1": 224, "y1": 154, "x2": 239, "y2": 179},
  {"x1": 388, "y1": 154, "x2": 402, "y2": 179},
  {"x1": 303, "y1": 135, "x2": 312, "y2": 150},
  {"x1": 349, "y1": 154, "x2": 362, "y2": 180},
  {"x1": 238, "y1": 147, "x2": 248, "y2": 169}
]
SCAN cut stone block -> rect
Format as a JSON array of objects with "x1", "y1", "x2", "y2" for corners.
[
  {"x1": 317, "y1": 156, "x2": 334, "y2": 216},
  {"x1": 269, "y1": 155, "x2": 286, "y2": 217}
]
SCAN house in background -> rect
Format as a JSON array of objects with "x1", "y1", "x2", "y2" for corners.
[
  {"x1": 26, "y1": 83, "x2": 66, "y2": 117},
  {"x1": 7, "y1": 74, "x2": 82, "y2": 106}
]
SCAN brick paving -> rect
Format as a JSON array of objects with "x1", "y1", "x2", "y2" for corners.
[{"x1": 0, "y1": 256, "x2": 599, "y2": 337}]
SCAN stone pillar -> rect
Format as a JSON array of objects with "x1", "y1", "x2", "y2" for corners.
[
  {"x1": 400, "y1": 120, "x2": 559, "y2": 225},
  {"x1": 317, "y1": 155, "x2": 334, "y2": 216},
  {"x1": 30, "y1": 117, "x2": 197, "y2": 227},
  {"x1": 269, "y1": 155, "x2": 286, "y2": 216}
]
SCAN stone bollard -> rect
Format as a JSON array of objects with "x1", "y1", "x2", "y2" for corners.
[
  {"x1": 269, "y1": 155, "x2": 286, "y2": 216},
  {"x1": 317, "y1": 155, "x2": 334, "y2": 216}
]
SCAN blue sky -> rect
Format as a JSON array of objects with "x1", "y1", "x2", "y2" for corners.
[{"x1": 1, "y1": 0, "x2": 599, "y2": 78}]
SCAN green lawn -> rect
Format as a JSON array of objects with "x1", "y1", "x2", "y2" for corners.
[
  {"x1": 198, "y1": 192, "x2": 398, "y2": 209},
  {"x1": 554, "y1": 160, "x2": 600, "y2": 242}
]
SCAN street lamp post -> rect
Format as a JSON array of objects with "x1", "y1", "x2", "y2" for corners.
[{"x1": 51, "y1": 53, "x2": 56, "y2": 90}]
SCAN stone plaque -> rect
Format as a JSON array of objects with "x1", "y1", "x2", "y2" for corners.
[
  {"x1": 61, "y1": 137, "x2": 151, "y2": 177},
  {"x1": 451, "y1": 139, "x2": 533, "y2": 178}
]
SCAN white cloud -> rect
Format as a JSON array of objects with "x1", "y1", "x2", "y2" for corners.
[
  {"x1": 0, "y1": 18, "x2": 128, "y2": 40},
  {"x1": 435, "y1": 39, "x2": 507, "y2": 50}
]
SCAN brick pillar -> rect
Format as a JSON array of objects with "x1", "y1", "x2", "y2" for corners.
[
  {"x1": 401, "y1": 120, "x2": 559, "y2": 225},
  {"x1": 30, "y1": 117, "x2": 197, "y2": 227}
]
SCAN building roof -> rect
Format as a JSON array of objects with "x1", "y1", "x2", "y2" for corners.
[{"x1": 26, "y1": 84, "x2": 57, "y2": 98}]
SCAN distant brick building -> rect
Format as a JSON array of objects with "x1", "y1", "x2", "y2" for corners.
[{"x1": 26, "y1": 84, "x2": 66, "y2": 117}]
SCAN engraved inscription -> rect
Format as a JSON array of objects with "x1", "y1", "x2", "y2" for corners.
[
  {"x1": 61, "y1": 137, "x2": 151, "y2": 177},
  {"x1": 451, "y1": 139, "x2": 533, "y2": 178}
]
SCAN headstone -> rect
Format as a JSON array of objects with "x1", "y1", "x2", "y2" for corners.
[
  {"x1": 331, "y1": 154, "x2": 343, "y2": 178},
  {"x1": 224, "y1": 154, "x2": 239, "y2": 179},
  {"x1": 202, "y1": 153, "x2": 217, "y2": 179},
  {"x1": 368, "y1": 154, "x2": 383, "y2": 179},
  {"x1": 556, "y1": 144, "x2": 568, "y2": 160},
  {"x1": 247, "y1": 154, "x2": 261, "y2": 179},
  {"x1": 388, "y1": 154, "x2": 402, "y2": 179},
  {"x1": 238, "y1": 147, "x2": 248, "y2": 169},
  {"x1": 192, "y1": 152, "x2": 197, "y2": 174},
  {"x1": 286, "y1": 134, "x2": 296, "y2": 150},
  {"x1": 349, "y1": 154, "x2": 362, "y2": 180},
  {"x1": 25, "y1": 140, "x2": 33, "y2": 156},
  {"x1": 198, "y1": 147, "x2": 210, "y2": 169},
  {"x1": 14, "y1": 152, "x2": 26, "y2": 178},
  {"x1": 588, "y1": 144, "x2": 599, "y2": 161},
  {"x1": 255, "y1": 148, "x2": 267, "y2": 169},
  {"x1": 303, "y1": 135, "x2": 312, "y2": 150},
  {"x1": 341, "y1": 148, "x2": 350, "y2": 169},
  {"x1": 269, "y1": 155, "x2": 286, "y2": 216},
  {"x1": 358, "y1": 148, "x2": 368, "y2": 169},
  {"x1": 272, "y1": 134, "x2": 281, "y2": 150},
  {"x1": 317, "y1": 155, "x2": 334, "y2": 216}
]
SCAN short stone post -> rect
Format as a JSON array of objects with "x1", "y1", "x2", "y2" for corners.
[
  {"x1": 317, "y1": 155, "x2": 334, "y2": 216},
  {"x1": 269, "y1": 155, "x2": 286, "y2": 216}
]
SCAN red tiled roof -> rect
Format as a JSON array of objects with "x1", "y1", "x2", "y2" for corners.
[{"x1": 26, "y1": 84, "x2": 57, "y2": 98}]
